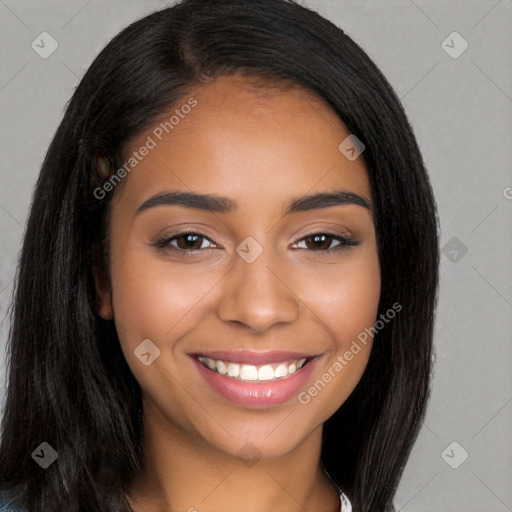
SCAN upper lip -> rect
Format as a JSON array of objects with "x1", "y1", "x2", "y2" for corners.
[{"x1": 190, "y1": 350, "x2": 316, "y2": 365}]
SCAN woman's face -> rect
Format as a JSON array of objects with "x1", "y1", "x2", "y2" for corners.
[{"x1": 96, "y1": 74, "x2": 381, "y2": 459}]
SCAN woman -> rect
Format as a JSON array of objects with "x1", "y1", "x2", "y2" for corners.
[{"x1": 0, "y1": 0, "x2": 440, "y2": 511}]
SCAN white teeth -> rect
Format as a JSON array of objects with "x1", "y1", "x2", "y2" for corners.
[
  {"x1": 274, "y1": 364, "x2": 288, "y2": 378},
  {"x1": 239, "y1": 364, "x2": 258, "y2": 380},
  {"x1": 197, "y1": 355, "x2": 309, "y2": 382},
  {"x1": 216, "y1": 360, "x2": 227, "y2": 375},
  {"x1": 227, "y1": 363, "x2": 240, "y2": 377},
  {"x1": 257, "y1": 365, "x2": 274, "y2": 381}
]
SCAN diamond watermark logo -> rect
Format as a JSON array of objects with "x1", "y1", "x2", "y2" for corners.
[
  {"x1": 134, "y1": 338, "x2": 161, "y2": 366},
  {"x1": 441, "y1": 441, "x2": 468, "y2": 469},
  {"x1": 236, "y1": 236, "x2": 263, "y2": 263},
  {"x1": 338, "y1": 134, "x2": 365, "y2": 161},
  {"x1": 32, "y1": 442, "x2": 58, "y2": 469},
  {"x1": 442, "y1": 236, "x2": 468, "y2": 263},
  {"x1": 441, "y1": 31, "x2": 468, "y2": 59},
  {"x1": 31, "y1": 32, "x2": 58, "y2": 59},
  {"x1": 236, "y1": 442, "x2": 262, "y2": 468}
]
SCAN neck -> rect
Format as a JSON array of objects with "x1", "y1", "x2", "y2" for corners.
[{"x1": 127, "y1": 403, "x2": 340, "y2": 512}]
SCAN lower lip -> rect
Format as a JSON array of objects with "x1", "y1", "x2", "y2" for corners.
[{"x1": 191, "y1": 356, "x2": 318, "y2": 408}]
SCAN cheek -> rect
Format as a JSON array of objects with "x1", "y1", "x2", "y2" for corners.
[
  {"x1": 331, "y1": 255, "x2": 381, "y2": 371},
  {"x1": 110, "y1": 252, "x2": 217, "y2": 344},
  {"x1": 108, "y1": 253, "x2": 219, "y2": 409},
  {"x1": 295, "y1": 250, "x2": 380, "y2": 411},
  {"x1": 301, "y1": 249, "x2": 381, "y2": 344}
]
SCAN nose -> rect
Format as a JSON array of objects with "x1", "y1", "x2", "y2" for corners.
[{"x1": 217, "y1": 244, "x2": 300, "y2": 333}]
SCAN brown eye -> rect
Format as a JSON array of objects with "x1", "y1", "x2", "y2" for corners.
[
  {"x1": 173, "y1": 233, "x2": 208, "y2": 250},
  {"x1": 303, "y1": 234, "x2": 335, "y2": 250},
  {"x1": 152, "y1": 231, "x2": 216, "y2": 256},
  {"x1": 295, "y1": 233, "x2": 359, "y2": 254}
]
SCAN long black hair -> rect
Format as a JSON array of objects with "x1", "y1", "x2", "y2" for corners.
[{"x1": 0, "y1": 1, "x2": 440, "y2": 510}]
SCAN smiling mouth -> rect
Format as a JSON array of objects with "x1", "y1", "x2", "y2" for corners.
[{"x1": 192, "y1": 354, "x2": 313, "y2": 382}]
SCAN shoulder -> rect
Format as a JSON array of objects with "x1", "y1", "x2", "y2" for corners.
[{"x1": 0, "y1": 490, "x2": 25, "y2": 512}]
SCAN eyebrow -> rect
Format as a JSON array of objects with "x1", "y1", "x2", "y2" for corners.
[{"x1": 135, "y1": 189, "x2": 372, "y2": 216}]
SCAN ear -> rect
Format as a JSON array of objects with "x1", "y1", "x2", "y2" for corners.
[{"x1": 93, "y1": 260, "x2": 114, "y2": 320}]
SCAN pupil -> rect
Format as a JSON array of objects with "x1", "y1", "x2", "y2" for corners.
[
  {"x1": 181, "y1": 234, "x2": 200, "y2": 249},
  {"x1": 309, "y1": 234, "x2": 330, "y2": 250}
]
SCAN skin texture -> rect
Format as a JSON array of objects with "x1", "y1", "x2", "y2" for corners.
[{"x1": 95, "y1": 73, "x2": 381, "y2": 512}]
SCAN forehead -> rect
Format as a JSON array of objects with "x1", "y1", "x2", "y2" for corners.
[{"x1": 115, "y1": 73, "x2": 371, "y2": 214}]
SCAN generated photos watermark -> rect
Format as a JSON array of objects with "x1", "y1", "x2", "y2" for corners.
[
  {"x1": 93, "y1": 97, "x2": 198, "y2": 200},
  {"x1": 298, "y1": 301, "x2": 402, "y2": 405}
]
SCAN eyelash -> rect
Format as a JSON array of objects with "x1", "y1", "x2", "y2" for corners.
[{"x1": 152, "y1": 230, "x2": 360, "y2": 257}]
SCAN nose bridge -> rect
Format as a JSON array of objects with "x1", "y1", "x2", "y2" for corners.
[{"x1": 217, "y1": 237, "x2": 299, "y2": 332}]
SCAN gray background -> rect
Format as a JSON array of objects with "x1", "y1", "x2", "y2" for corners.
[{"x1": 1, "y1": 1, "x2": 511, "y2": 510}]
